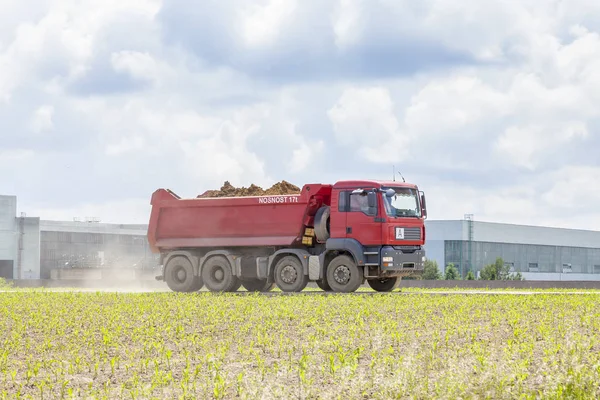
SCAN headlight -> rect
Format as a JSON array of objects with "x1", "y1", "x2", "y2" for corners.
[{"x1": 382, "y1": 257, "x2": 393, "y2": 262}]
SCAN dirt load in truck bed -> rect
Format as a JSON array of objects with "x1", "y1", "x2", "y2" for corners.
[{"x1": 197, "y1": 180, "x2": 301, "y2": 198}]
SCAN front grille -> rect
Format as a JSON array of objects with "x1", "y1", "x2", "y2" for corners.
[
  {"x1": 401, "y1": 227, "x2": 421, "y2": 240},
  {"x1": 393, "y1": 245, "x2": 421, "y2": 253}
]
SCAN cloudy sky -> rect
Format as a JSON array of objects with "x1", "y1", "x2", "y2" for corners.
[{"x1": 1, "y1": 0, "x2": 600, "y2": 229}]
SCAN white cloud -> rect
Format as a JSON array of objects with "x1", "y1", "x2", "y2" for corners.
[
  {"x1": 0, "y1": 149, "x2": 35, "y2": 163},
  {"x1": 110, "y1": 51, "x2": 160, "y2": 83},
  {"x1": 29, "y1": 105, "x2": 54, "y2": 133},
  {"x1": 542, "y1": 166, "x2": 600, "y2": 211},
  {"x1": 237, "y1": 0, "x2": 298, "y2": 47},
  {"x1": 403, "y1": 75, "x2": 509, "y2": 139},
  {"x1": 328, "y1": 86, "x2": 410, "y2": 163},
  {"x1": 2, "y1": 0, "x2": 600, "y2": 232},
  {"x1": 332, "y1": 0, "x2": 364, "y2": 49},
  {"x1": 495, "y1": 122, "x2": 588, "y2": 170}
]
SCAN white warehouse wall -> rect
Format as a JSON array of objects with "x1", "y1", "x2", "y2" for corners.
[
  {"x1": 0, "y1": 196, "x2": 17, "y2": 266},
  {"x1": 424, "y1": 220, "x2": 462, "y2": 273},
  {"x1": 471, "y1": 221, "x2": 600, "y2": 248}
]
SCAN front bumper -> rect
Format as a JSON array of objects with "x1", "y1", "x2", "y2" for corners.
[{"x1": 380, "y1": 246, "x2": 425, "y2": 275}]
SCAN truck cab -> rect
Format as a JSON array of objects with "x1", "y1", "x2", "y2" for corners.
[{"x1": 319, "y1": 180, "x2": 426, "y2": 291}]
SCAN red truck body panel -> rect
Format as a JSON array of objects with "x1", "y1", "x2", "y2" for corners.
[{"x1": 147, "y1": 184, "x2": 332, "y2": 253}]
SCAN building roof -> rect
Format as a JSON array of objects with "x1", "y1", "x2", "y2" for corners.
[{"x1": 40, "y1": 220, "x2": 148, "y2": 236}]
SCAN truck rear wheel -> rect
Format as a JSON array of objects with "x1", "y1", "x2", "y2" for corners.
[
  {"x1": 229, "y1": 279, "x2": 242, "y2": 292},
  {"x1": 241, "y1": 278, "x2": 275, "y2": 292},
  {"x1": 367, "y1": 277, "x2": 400, "y2": 292},
  {"x1": 201, "y1": 256, "x2": 239, "y2": 292},
  {"x1": 165, "y1": 256, "x2": 200, "y2": 292},
  {"x1": 188, "y1": 276, "x2": 204, "y2": 292},
  {"x1": 316, "y1": 279, "x2": 332, "y2": 292},
  {"x1": 273, "y1": 256, "x2": 308, "y2": 292},
  {"x1": 326, "y1": 255, "x2": 363, "y2": 293}
]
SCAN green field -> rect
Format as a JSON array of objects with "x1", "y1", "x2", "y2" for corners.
[{"x1": 1, "y1": 291, "x2": 600, "y2": 399}]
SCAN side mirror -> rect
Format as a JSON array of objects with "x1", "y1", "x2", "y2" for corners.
[
  {"x1": 420, "y1": 191, "x2": 427, "y2": 219},
  {"x1": 385, "y1": 188, "x2": 396, "y2": 198},
  {"x1": 367, "y1": 192, "x2": 377, "y2": 215}
]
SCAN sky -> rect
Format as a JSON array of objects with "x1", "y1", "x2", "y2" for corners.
[{"x1": 1, "y1": 0, "x2": 600, "y2": 229}]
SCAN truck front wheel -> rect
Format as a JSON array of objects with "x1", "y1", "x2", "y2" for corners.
[
  {"x1": 165, "y1": 256, "x2": 202, "y2": 292},
  {"x1": 273, "y1": 256, "x2": 309, "y2": 292},
  {"x1": 367, "y1": 277, "x2": 400, "y2": 292},
  {"x1": 201, "y1": 256, "x2": 240, "y2": 292},
  {"x1": 326, "y1": 255, "x2": 363, "y2": 293}
]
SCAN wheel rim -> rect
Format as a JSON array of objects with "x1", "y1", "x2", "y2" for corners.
[
  {"x1": 280, "y1": 265, "x2": 297, "y2": 284},
  {"x1": 211, "y1": 267, "x2": 225, "y2": 283},
  {"x1": 333, "y1": 265, "x2": 351, "y2": 284},
  {"x1": 174, "y1": 267, "x2": 186, "y2": 283}
]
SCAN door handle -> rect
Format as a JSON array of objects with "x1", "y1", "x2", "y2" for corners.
[{"x1": 346, "y1": 227, "x2": 352, "y2": 234}]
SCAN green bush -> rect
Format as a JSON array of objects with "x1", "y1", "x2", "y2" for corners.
[
  {"x1": 0, "y1": 277, "x2": 14, "y2": 289},
  {"x1": 422, "y1": 260, "x2": 442, "y2": 280},
  {"x1": 479, "y1": 257, "x2": 524, "y2": 281},
  {"x1": 444, "y1": 263, "x2": 460, "y2": 280}
]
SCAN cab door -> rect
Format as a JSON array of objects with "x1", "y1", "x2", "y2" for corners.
[{"x1": 343, "y1": 189, "x2": 383, "y2": 246}]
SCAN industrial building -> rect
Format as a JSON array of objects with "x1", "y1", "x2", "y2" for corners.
[
  {"x1": 2, "y1": 194, "x2": 600, "y2": 281},
  {"x1": 0, "y1": 195, "x2": 158, "y2": 280},
  {"x1": 425, "y1": 216, "x2": 600, "y2": 280}
]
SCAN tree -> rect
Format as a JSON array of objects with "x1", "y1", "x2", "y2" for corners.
[
  {"x1": 479, "y1": 257, "x2": 524, "y2": 281},
  {"x1": 422, "y1": 260, "x2": 442, "y2": 280},
  {"x1": 444, "y1": 263, "x2": 460, "y2": 280},
  {"x1": 466, "y1": 270, "x2": 475, "y2": 280}
]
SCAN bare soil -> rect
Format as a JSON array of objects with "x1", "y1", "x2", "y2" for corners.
[{"x1": 197, "y1": 180, "x2": 301, "y2": 198}]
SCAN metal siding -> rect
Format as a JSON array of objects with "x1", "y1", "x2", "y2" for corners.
[{"x1": 472, "y1": 221, "x2": 600, "y2": 249}]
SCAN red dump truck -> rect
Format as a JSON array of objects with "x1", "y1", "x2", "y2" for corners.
[{"x1": 147, "y1": 179, "x2": 427, "y2": 293}]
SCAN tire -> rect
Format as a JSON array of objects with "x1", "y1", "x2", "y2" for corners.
[
  {"x1": 241, "y1": 278, "x2": 275, "y2": 292},
  {"x1": 201, "y1": 256, "x2": 239, "y2": 292},
  {"x1": 228, "y1": 279, "x2": 242, "y2": 292},
  {"x1": 273, "y1": 256, "x2": 309, "y2": 292},
  {"x1": 316, "y1": 278, "x2": 332, "y2": 292},
  {"x1": 367, "y1": 277, "x2": 400, "y2": 292},
  {"x1": 326, "y1": 255, "x2": 363, "y2": 293},
  {"x1": 164, "y1": 256, "x2": 198, "y2": 292},
  {"x1": 314, "y1": 206, "x2": 330, "y2": 242},
  {"x1": 188, "y1": 276, "x2": 204, "y2": 292}
]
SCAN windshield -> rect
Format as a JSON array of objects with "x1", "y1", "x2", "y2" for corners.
[{"x1": 382, "y1": 187, "x2": 421, "y2": 218}]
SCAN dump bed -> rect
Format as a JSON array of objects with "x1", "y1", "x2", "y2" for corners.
[{"x1": 147, "y1": 184, "x2": 332, "y2": 253}]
